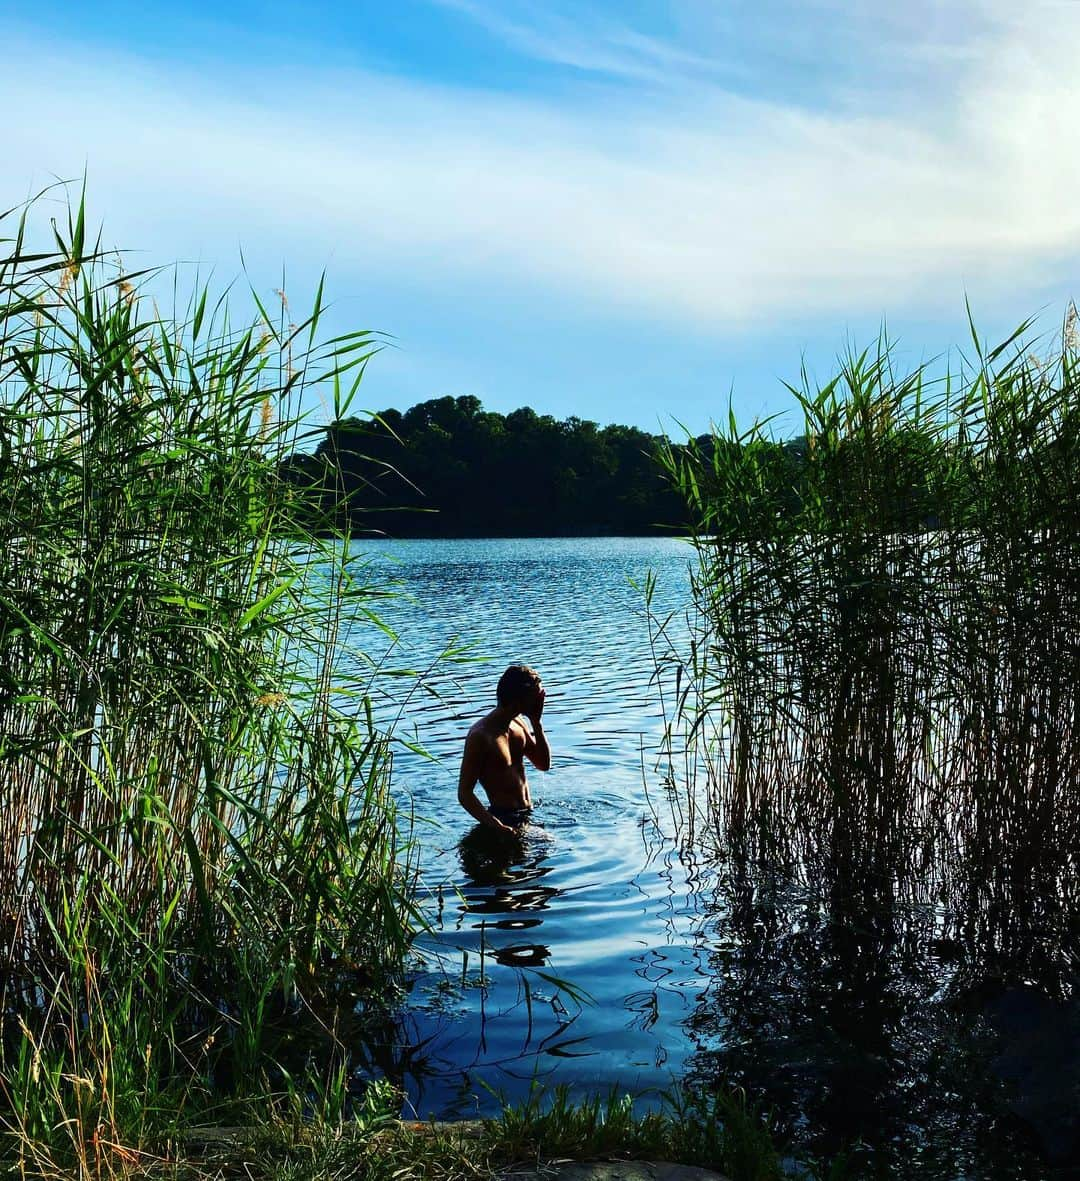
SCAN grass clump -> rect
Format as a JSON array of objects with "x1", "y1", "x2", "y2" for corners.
[
  {"x1": 490, "y1": 1083, "x2": 783, "y2": 1179},
  {"x1": 170, "y1": 1083, "x2": 787, "y2": 1180},
  {"x1": 660, "y1": 317, "x2": 1080, "y2": 964},
  {"x1": 0, "y1": 190, "x2": 417, "y2": 1176}
]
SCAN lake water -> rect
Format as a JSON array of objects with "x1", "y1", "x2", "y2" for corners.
[
  {"x1": 350, "y1": 537, "x2": 708, "y2": 1117},
  {"x1": 345, "y1": 537, "x2": 1078, "y2": 1178}
]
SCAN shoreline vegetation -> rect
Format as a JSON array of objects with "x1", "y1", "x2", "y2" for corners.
[
  {"x1": 662, "y1": 315, "x2": 1079, "y2": 911},
  {"x1": 3, "y1": 190, "x2": 1077, "y2": 1178},
  {"x1": 0, "y1": 194, "x2": 424, "y2": 1176},
  {"x1": 655, "y1": 319, "x2": 1080, "y2": 1174}
]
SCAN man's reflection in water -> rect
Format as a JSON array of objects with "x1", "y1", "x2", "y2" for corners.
[{"x1": 457, "y1": 821, "x2": 559, "y2": 967}]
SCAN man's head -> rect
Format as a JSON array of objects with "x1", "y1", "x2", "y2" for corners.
[{"x1": 496, "y1": 663, "x2": 542, "y2": 711}]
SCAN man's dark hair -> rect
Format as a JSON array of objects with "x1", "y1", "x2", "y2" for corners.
[{"x1": 496, "y1": 663, "x2": 539, "y2": 707}]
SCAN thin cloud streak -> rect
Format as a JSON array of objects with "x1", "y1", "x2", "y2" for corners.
[
  {"x1": 428, "y1": 0, "x2": 740, "y2": 89},
  {"x1": 4, "y1": 8, "x2": 1080, "y2": 333}
]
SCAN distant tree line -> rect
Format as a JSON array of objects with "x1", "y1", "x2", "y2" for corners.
[
  {"x1": 282, "y1": 395, "x2": 689, "y2": 537},
  {"x1": 283, "y1": 382, "x2": 1048, "y2": 540}
]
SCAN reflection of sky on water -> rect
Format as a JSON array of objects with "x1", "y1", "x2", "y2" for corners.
[
  {"x1": 399, "y1": 799, "x2": 715, "y2": 1117},
  {"x1": 341, "y1": 538, "x2": 713, "y2": 1117}
]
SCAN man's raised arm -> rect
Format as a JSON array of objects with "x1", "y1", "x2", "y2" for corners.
[{"x1": 523, "y1": 687, "x2": 550, "y2": 771}]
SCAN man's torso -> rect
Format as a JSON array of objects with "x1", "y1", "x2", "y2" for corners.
[{"x1": 471, "y1": 714, "x2": 532, "y2": 811}]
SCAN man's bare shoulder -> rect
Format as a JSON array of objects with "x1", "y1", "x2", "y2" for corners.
[{"x1": 466, "y1": 716, "x2": 500, "y2": 743}]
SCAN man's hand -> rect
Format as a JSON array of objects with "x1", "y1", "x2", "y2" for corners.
[
  {"x1": 523, "y1": 685, "x2": 545, "y2": 725},
  {"x1": 521, "y1": 685, "x2": 551, "y2": 771}
]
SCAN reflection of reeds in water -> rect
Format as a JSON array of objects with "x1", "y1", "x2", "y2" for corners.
[{"x1": 660, "y1": 325, "x2": 1079, "y2": 980}]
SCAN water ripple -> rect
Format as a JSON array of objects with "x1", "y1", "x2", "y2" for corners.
[{"x1": 347, "y1": 538, "x2": 713, "y2": 1116}]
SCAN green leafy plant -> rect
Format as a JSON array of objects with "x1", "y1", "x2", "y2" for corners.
[
  {"x1": 0, "y1": 187, "x2": 419, "y2": 1177},
  {"x1": 659, "y1": 321, "x2": 1080, "y2": 949}
]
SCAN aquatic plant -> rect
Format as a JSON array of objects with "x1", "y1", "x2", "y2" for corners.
[
  {"x1": 661, "y1": 320, "x2": 1079, "y2": 961},
  {"x1": 654, "y1": 318, "x2": 1080, "y2": 1174},
  {"x1": 0, "y1": 189, "x2": 419, "y2": 1175}
]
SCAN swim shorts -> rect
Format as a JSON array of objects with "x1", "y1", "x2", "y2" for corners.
[{"x1": 487, "y1": 806, "x2": 532, "y2": 828}]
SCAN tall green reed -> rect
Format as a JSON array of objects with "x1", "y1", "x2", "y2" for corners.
[
  {"x1": 659, "y1": 317, "x2": 1079, "y2": 984},
  {"x1": 0, "y1": 191, "x2": 417, "y2": 1175}
]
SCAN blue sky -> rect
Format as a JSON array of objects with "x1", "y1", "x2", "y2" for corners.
[{"x1": 4, "y1": 0, "x2": 1079, "y2": 435}]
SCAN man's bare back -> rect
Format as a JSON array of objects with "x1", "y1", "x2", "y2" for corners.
[{"x1": 458, "y1": 664, "x2": 551, "y2": 832}]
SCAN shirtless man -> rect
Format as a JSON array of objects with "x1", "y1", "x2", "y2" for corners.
[{"x1": 457, "y1": 664, "x2": 550, "y2": 832}]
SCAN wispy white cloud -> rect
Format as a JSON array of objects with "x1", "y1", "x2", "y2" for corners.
[
  {"x1": 4, "y1": 1, "x2": 1080, "y2": 335},
  {"x1": 428, "y1": 0, "x2": 741, "y2": 89}
]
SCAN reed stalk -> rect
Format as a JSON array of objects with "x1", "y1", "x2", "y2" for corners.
[
  {"x1": 0, "y1": 190, "x2": 418, "y2": 1176},
  {"x1": 660, "y1": 320, "x2": 1080, "y2": 983}
]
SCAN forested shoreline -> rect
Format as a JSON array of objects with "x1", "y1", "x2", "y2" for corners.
[
  {"x1": 282, "y1": 395, "x2": 689, "y2": 536},
  {"x1": 282, "y1": 391, "x2": 977, "y2": 540}
]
